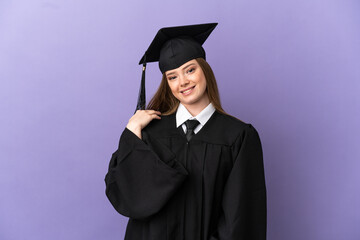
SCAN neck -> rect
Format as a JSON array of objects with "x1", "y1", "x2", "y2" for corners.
[{"x1": 182, "y1": 95, "x2": 210, "y2": 116}]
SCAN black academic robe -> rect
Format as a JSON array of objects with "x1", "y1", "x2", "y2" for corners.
[{"x1": 105, "y1": 110, "x2": 267, "y2": 240}]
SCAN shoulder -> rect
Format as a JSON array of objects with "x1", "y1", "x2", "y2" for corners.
[
  {"x1": 215, "y1": 111, "x2": 248, "y2": 129},
  {"x1": 213, "y1": 111, "x2": 261, "y2": 145},
  {"x1": 141, "y1": 113, "x2": 177, "y2": 138}
]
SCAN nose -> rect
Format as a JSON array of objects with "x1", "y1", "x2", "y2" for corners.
[{"x1": 179, "y1": 74, "x2": 190, "y2": 87}]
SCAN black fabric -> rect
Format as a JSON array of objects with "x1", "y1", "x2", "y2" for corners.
[
  {"x1": 158, "y1": 36, "x2": 205, "y2": 74},
  {"x1": 184, "y1": 119, "x2": 200, "y2": 142},
  {"x1": 105, "y1": 111, "x2": 267, "y2": 240}
]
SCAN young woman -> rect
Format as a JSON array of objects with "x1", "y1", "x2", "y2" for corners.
[{"x1": 105, "y1": 23, "x2": 267, "y2": 240}]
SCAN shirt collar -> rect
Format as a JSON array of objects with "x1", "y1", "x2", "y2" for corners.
[{"x1": 176, "y1": 102, "x2": 216, "y2": 128}]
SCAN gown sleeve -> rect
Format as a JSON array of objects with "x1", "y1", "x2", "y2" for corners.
[
  {"x1": 104, "y1": 127, "x2": 188, "y2": 220},
  {"x1": 209, "y1": 124, "x2": 267, "y2": 240}
]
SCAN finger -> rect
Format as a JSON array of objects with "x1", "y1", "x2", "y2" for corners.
[
  {"x1": 148, "y1": 112, "x2": 162, "y2": 117},
  {"x1": 151, "y1": 113, "x2": 161, "y2": 118},
  {"x1": 146, "y1": 110, "x2": 162, "y2": 114}
]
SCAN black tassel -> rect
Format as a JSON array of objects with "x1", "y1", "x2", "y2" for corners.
[{"x1": 135, "y1": 54, "x2": 147, "y2": 113}]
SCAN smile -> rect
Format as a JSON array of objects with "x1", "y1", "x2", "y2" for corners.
[{"x1": 181, "y1": 86, "x2": 195, "y2": 95}]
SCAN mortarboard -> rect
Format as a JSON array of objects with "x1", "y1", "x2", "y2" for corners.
[{"x1": 135, "y1": 22, "x2": 218, "y2": 112}]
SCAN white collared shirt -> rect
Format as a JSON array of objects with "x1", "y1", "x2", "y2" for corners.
[{"x1": 176, "y1": 102, "x2": 216, "y2": 134}]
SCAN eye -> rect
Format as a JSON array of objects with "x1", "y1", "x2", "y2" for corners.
[
  {"x1": 168, "y1": 76, "x2": 177, "y2": 80},
  {"x1": 187, "y1": 67, "x2": 195, "y2": 73}
]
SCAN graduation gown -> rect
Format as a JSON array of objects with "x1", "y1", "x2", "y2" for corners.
[{"x1": 105, "y1": 110, "x2": 267, "y2": 240}]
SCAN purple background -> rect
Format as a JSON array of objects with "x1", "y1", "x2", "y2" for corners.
[{"x1": 1, "y1": 0, "x2": 359, "y2": 239}]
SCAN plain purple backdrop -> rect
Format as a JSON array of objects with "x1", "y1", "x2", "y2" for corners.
[{"x1": 1, "y1": 0, "x2": 359, "y2": 239}]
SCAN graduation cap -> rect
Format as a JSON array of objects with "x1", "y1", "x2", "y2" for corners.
[{"x1": 135, "y1": 22, "x2": 218, "y2": 112}]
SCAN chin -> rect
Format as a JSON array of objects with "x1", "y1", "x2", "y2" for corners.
[
  {"x1": 180, "y1": 98, "x2": 200, "y2": 106},
  {"x1": 175, "y1": 92, "x2": 206, "y2": 106}
]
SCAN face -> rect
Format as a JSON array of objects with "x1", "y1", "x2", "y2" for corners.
[{"x1": 165, "y1": 59, "x2": 209, "y2": 108}]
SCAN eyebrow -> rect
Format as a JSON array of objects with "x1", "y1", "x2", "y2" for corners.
[{"x1": 166, "y1": 63, "x2": 196, "y2": 76}]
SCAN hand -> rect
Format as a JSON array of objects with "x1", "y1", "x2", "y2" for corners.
[{"x1": 126, "y1": 110, "x2": 161, "y2": 139}]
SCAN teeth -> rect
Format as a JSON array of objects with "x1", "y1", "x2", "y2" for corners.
[
  {"x1": 182, "y1": 86, "x2": 194, "y2": 93},
  {"x1": 183, "y1": 88, "x2": 192, "y2": 93}
]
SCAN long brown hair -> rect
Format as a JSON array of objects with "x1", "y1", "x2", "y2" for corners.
[{"x1": 147, "y1": 58, "x2": 229, "y2": 116}]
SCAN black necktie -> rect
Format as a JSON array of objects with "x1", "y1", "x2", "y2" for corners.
[{"x1": 184, "y1": 119, "x2": 200, "y2": 142}]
